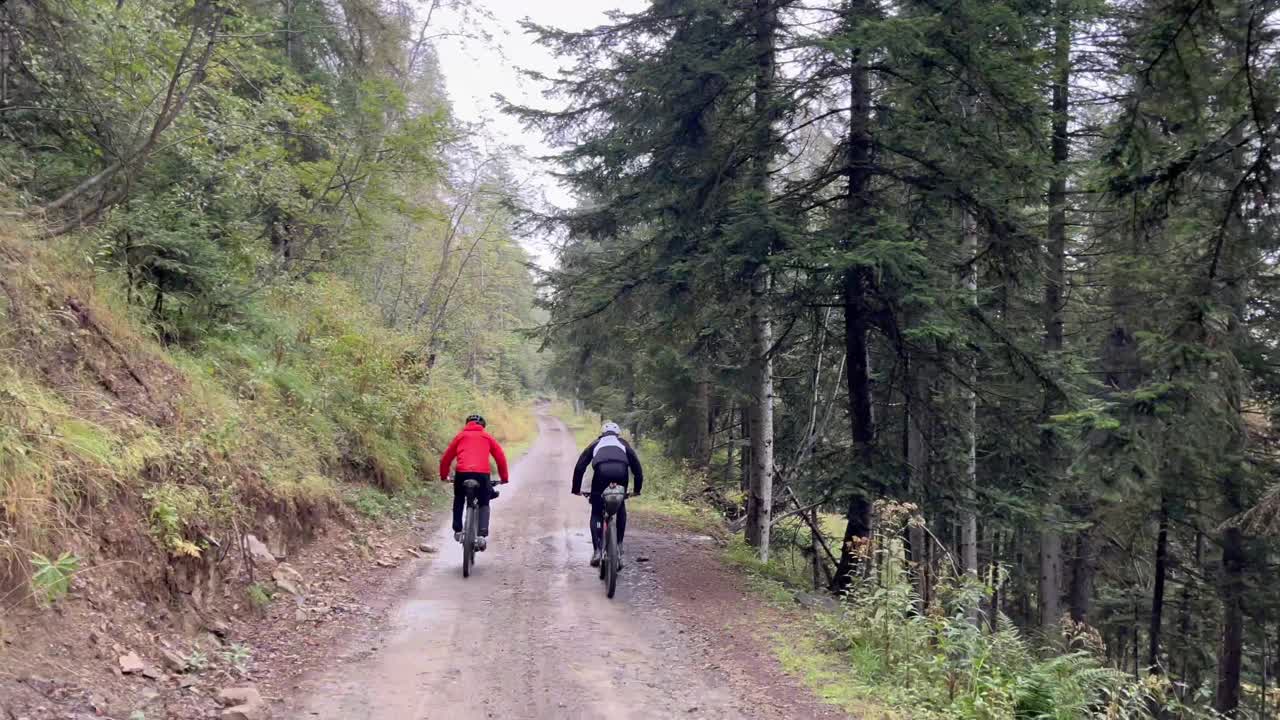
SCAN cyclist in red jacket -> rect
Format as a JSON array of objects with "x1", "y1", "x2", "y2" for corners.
[{"x1": 439, "y1": 414, "x2": 510, "y2": 551}]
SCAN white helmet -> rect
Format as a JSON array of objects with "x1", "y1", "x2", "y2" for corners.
[{"x1": 601, "y1": 421, "x2": 621, "y2": 435}]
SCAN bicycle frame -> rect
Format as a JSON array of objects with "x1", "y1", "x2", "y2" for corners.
[
  {"x1": 460, "y1": 477, "x2": 498, "y2": 578},
  {"x1": 590, "y1": 483, "x2": 628, "y2": 598}
]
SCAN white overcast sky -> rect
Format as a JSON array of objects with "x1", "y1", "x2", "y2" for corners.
[{"x1": 434, "y1": 0, "x2": 646, "y2": 268}]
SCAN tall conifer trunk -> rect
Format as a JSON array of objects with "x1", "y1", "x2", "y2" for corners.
[
  {"x1": 833, "y1": 0, "x2": 877, "y2": 591},
  {"x1": 1214, "y1": 9, "x2": 1251, "y2": 707},
  {"x1": 1039, "y1": 0, "x2": 1070, "y2": 636}
]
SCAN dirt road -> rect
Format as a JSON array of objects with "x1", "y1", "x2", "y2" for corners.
[{"x1": 286, "y1": 412, "x2": 836, "y2": 720}]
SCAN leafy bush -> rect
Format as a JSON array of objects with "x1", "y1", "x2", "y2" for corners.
[
  {"x1": 185, "y1": 650, "x2": 209, "y2": 672},
  {"x1": 144, "y1": 484, "x2": 219, "y2": 558},
  {"x1": 221, "y1": 643, "x2": 253, "y2": 674},
  {"x1": 29, "y1": 551, "x2": 80, "y2": 606},
  {"x1": 246, "y1": 582, "x2": 273, "y2": 608},
  {"x1": 792, "y1": 501, "x2": 1199, "y2": 720}
]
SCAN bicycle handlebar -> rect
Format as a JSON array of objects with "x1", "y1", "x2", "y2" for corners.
[
  {"x1": 581, "y1": 484, "x2": 631, "y2": 499},
  {"x1": 448, "y1": 474, "x2": 501, "y2": 486}
]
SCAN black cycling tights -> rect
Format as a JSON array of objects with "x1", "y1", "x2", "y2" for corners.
[
  {"x1": 452, "y1": 472, "x2": 492, "y2": 535},
  {"x1": 589, "y1": 495, "x2": 627, "y2": 550}
]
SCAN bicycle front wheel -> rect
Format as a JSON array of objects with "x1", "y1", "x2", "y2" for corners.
[{"x1": 605, "y1": 519, "x2": 619, "y2": 599}]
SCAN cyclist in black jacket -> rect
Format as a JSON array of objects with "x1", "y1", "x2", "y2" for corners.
[{"x1": 571, "y1": 421, "x2": 644, "y2": 567}]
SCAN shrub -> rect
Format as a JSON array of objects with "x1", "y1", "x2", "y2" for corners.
[
  {"x1": 804, "y1": 501, "x2": 1189, "y2": 720},
  {"x1": 29, "y1": 551, "x2": 80, "y2": 606},
  {"x1": 246, "y1": 582, "x2": 272, "y2": 608}
]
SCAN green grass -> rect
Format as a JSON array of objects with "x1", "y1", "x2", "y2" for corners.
[
  {"x1": 629, "y1": 495, "x2": 721, "y2": 532},
  {"x1": 557, "y1": 405, "x2": 598, "y2": 449},
  {"x1": 774, "y1": 628, "x2": 904, "y2": 720},
  {"x1": 723, "y1": 536, "x2": 813, "y2": 595},
  {"x1": 347, "y1": 482, "x2": 442, "y2": 520}
]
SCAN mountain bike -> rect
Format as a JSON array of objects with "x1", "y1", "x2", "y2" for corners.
[
  {"x1": 460, "y1": 476, "x2": 499, "y2": 578},
  {"x1": 595, "y1": 483, "x2": 629, "y2": 598}
]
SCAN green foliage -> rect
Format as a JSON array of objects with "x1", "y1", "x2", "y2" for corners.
[
  {"x1": 144, "y1": 483, "x2": 219, "y2": 559},
  {"x1": 185, "y1": 649, "x2": 209, "y2": 672},
  {"x1": 0, "y1": 0, "x2": 541, "y2": 620},
  {"x1": 29, "y1": 551, "x2": 80, "y2": 606},
  {"x1": 246, "y1": 582, "x2": 273, "y2": 609},
  {"x1": 520, "y1": 0, "x2": 1280, "y2": 714},
  {"x1": 220, "y1": 643, "x2": 253, "y2": 674},
  {"x1": 784, "y1": 506, "x2": 1182, "y2": 720},
  {"x1": 0, "y1": 359, "x2": 166, "y2": 550},
  {"x1": 349, "y1": 486, "x2": 422, "y2": 520}
]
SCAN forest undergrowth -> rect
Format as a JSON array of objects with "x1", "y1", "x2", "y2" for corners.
[
  {"x1": 0, "y1": 223, "x2": 534, "y2": 606},
  {"x1": 620, "y1": 439, "x2": 1242, "y2": 720}
]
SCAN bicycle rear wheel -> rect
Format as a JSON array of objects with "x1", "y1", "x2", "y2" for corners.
[
  {"x1": 463, "y1": 503, "x2": 477, "y2": 578},
  {"x1": 605, "y1": 520, "x2": 619, "y2": 599},
  {"x1": 598, "y1": 517, "x2": 608, "y2": 580}
]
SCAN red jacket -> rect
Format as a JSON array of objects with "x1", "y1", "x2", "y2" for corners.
[{"x1": 439, "y1": 422, "x2": 510, "y2": 483}]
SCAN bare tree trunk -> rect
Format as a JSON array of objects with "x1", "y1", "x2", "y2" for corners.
[
  {"x1": 1040, "y1": 529, "x2": 1063, "y2": 633},
  {"x1": 1132, "y1": 608, "x2": 1140, "y2": 679},
  {"x1": 724, "y1": 407, "x2": 736, "y2": 487},
  {"x1": 413, "y1": 175, "x2": 482, "y2": 327},
  {"x1": 906, "y1": 356, "x2": 929, "y2": 612},
  {"x1": 959, "y1": 210, "x2": 979, "y2": 626},
  {"x1": 1263, "y1": 620, "x2": 1270, "y2": 720},
  {"x1": 1149, "y1": 496, "x2": 1170, "y2": 672},
  {"x1": 743, "y1": 0, "x2": 777, "y2": 562},
  {"x1": 1179, "y1": 529, "x2": 1203, "y2": 683},
  {"x1": 1068, "y1": 531, "x2": 1093, "y2": 622},
  {"x1": 1216, "y1": 475, "x2": 1246, "y2": 716},
  {"x1": 746, "y1": 268, "x2": 775, "y2": 559},
  {"x1": 682, "y1": 375, "x2": 712, "y2": 466},
  {"x1": 739, "y1": 403, "x2": 752, "y2": 494},
  {"x1": 811, "y1": 506, "x2": 823, "y2": 590}
]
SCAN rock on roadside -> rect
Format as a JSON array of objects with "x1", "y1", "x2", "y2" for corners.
[
  {"x1": 223, "y1": 705, "x2": 267, "y2": 720},
  {"x1": 218, "y1": 686, "x2": 267, "y2": 720},
  {"x1": 271, "y1": 563, "x2": 306, "y2": 598},
  {"x1": 161, "y1": 649, "x2": 188, "y2": 673},
  {"x1": 118, "y1": 652, "x2": 145, "y2": 675},
  {"x1": 245, "y1": 534, "x2": 278, "y2": 570}
]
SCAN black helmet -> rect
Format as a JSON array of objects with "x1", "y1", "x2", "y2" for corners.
[{"x1": 466, "y1": 414, "x2": 486, "y2": 427}]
